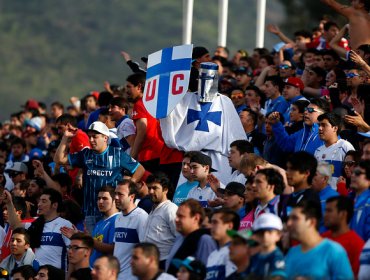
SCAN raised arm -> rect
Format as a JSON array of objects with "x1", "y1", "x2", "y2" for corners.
[
  {"x1": 321, "y1": 0, "x2": 354, "y2": 18},
  {"x1": 3, "y1": 190, "x2": 23, "y2": 229},
  {"x1": 54, "y1": 127, "x2": 76, "y2": 165},
  {"x1": 329, "y1": 24, "x2": 349, "y2": 59}
]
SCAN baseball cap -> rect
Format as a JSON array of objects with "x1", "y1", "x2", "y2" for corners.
[
  {"x1": 252, "y1": 213, "x2": 283, "y2": 232},
  {"x1": 172, "y1": 256, "x2": 206, "y2": 279},
  {"x1": 88, "y1": 121, "x2": 110, "y2": 137},
  {"x1": 22, "y1": 99, "x2": 39, "y2": 110},
  {"x1": 234, "y1": 67, "x2": 253, "y2": 77},
  {"x1": 5, "y1": 162, "x2": 28, "y2": 174},
  {"x1": 25, "y1": 117, "x2": 42, "y2": 131},
  {"x1": 189, "y1": 152, "x2": 217, "y2": 172},
  {"x1": 29, "y1": 148, "x2": 44, "y2": 160},
  {"x1": 284, "y1": 77, "x2": 304, "y2": 91},
  {"x1": 141, "y1": 56, "x2": 148, "y2": 63},
  {"x1": 218, "y1": 182, "x2": 245, "y2": 197},
  {"x1": 192, "y1": 46, "x2": 209, "y2": 60},
  {"x1": 227, "y1": 229, "x2": 259, "y2": 246}
]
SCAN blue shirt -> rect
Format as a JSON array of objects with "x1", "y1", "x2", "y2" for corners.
[
  {"x1": 350, "y1": 189, "x2": 370, "y2": 241},
  {"x1": 68, "y1": 145, "x2": 140, "y2": 216},
  {"x1": 265, "y1": 95, "x2": 289, "y2": 115},
  {"x1": 318, "y1": 186, "x2": 339, "y2": 233},
  {"x1": 248, "y1": 248, "x2": 286, "y2": 278},
  {"x1": 285, "y1": 239, "x2": 354, "y2": 280},
  {"x1": 172, "y1": 181, "x2": 199, "y2": 206},
  {"x1": 90, "y1": 213, "x2": 119, "y2": 266}
]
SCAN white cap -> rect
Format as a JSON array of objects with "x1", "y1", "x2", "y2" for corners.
[
  {"x1": 88, "y1": 121, "x2": 110, "y2": 137},
  {"x1": 5, "y1": 162, "x2": 28, "y2": 174},
  {"x1": 252, "y1": 213, "x2": 283, "y2": 232}
]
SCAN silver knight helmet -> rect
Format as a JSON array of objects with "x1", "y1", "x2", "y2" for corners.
[{"x1": 198, "y1": 62, "x2": 219, "y2": 103}]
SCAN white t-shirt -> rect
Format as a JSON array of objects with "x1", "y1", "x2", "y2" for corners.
[
  {"x1": 143, "y1": 200, "x2": 178, "y2": 260},
  {"x1": 114, "y1": 207, "x2": 148, "y2": 280},
  {"x1": 206, "y1": 244, "x2": 237, "y2": 280},
  {"x1": 314, "y1": 139, "x2": 354, "y2": 189},
  {"x1": 35, "y1": 217, "x2": 72, "y2": 270}
]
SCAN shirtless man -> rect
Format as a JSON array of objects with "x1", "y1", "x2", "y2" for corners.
[{"x1": 322, "y1": 0, "x2": 370, "y2": 49}]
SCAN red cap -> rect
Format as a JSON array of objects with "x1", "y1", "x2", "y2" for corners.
[
  {"x1": 285, "y1": 77, "x2": 304, "y2": 91},
  {"x1": 90, "y1": 91, "x2": 100, "y2": 100},
  {"x1": 23, "y1": 99, "x2": 39, "y2": 110}
]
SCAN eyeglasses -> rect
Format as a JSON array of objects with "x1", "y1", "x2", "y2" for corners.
[
  {"x1": 304, "y1": 107, "x2": 323, "y2": 114},
  {"x1": 279, "y1": 64, "x2": 291, "y2": 70},
  {"x1": 8, "y1": 172, "x2": 21, "y2": 178},
  {"x1": 343, "y1": 161, "x2": 356, "y2": 167},
  {"x1": 346, "y1": 73, "x2": 360, "y2": 79},
  {"x1": 353, "y1": 169, "x2": 366, "y2": 176},
  {"x1": 67, "y1": 245, "x2": 88, "y2": 251}
]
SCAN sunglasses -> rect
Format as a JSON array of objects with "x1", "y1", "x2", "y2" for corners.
[
  {"x1": 8, "y1": 172, "x2": 21, "y2": 178},
  {"x1": 353, "y1": 169, "x2": 366, "y2": 176},
  {"x1": 343, "y1": 161, "x2": 356, "y2": 167},
  {"x1": 279, "y1": 64, "x2": 291, "y2": 70},
  {"x1": 231, "y1": 93, "x2": 244, "y2": 99},
  {"x1": 346, "y1": 73, "x2": 360, "y2": 78},
  {"x1": 304, "y1": 107, "x2": 323, "y2": 114}
]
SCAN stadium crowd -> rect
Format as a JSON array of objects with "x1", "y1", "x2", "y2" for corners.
[{"x1": 1, "y1": 0, "x2": 370, "y2": 279}]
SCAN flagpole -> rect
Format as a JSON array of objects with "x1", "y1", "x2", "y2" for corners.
[
  {"x1": 218, "y1": 0, "x2": 228, "y2": 46},
  {"x1": 256, "y1": 0, "x2": 266, "y2": 48},
  {"x1": 183, "y1": 0, "x2": 194, "y2": 44}
]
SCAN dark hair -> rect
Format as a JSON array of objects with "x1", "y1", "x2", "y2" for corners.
[
  {"x1": 322, "y1": 49, "x2": 340, "y2": 61},
  {"x1": 292, "y1": 100, "x2": 310, "y2": 114},
  {"x1": 12, "y1": 227, "x2": 31, "y2": 245},
  {"x1": 11, "y1": 137, "x2": 26, "y2": 149},
  {"x1": 245, "y1": 85, "x2": 263, "y2": 97},
  {"x1": 70, "y1": 232, "x2": 94, "y2": 249},
  {"x1": 183, "y1": 151, "x2": 199, "y2": 159},
  {"x1": 241, "y1": 108, "x2": 258, "y2": 126},
  {"x1": 256, "y1": 168, "x2": 285, "y2": 195},
  {"x1": 51, "y1": 173, "x2": 72, "y2": 194},
  {"x1": 326, "y1": 196, "x2": 354, "y2": 223},
  {"x1": 212, "y1": 208, "x2": 240, "y2": 230},
  {"x1": 323, "y1": 21, "x2": 339, "y2": 31},
  {"x1": 358, "y1": 160, "x2": 370, "y2": 180},
  {"x1": 42, "y1": 188, "x2": 63, "y2": 212},
  {"x1": 230, "y1": 140, "x2": 254, "y2": 154},
  {"x1": 294, "y1": 30, "x2": 312, "y2": 39},
  {"x1": 51, "y1": 102, "x2": 64, "y2": 111},
  {"x1": 109, "y1": 97, "x2": 130, "y2": 113},
  {"x1": 97, "y1": 91, "x2": 113, "y2": 107},
  {"x1": 310, "y1": 97, "x2": 330, "y2": 113},
  {"x1": 13, "y1": 197, "x2": 27, "y2": 219},
  {"x1": 295, "y1": 199, "x2": 322, "y2": 230},
  {"x1": 146, "y1": 171, "x2": 173, "y2": 192},
  {"x1": 134, "y1": 242, "x2": 160, "y2": 265},
  {"x1": 32, "y1": 177, "x2": 47, "y2": 190},
  {"x1": 11, "y1": 265, "x2": 36, "y2": 278},
  {"x1": 98, "y1": 185, "x2": 116, "y2": 200},
  {"x1": 117, "y1": 179, "x2": 138, "y2": 200},
  {"x1": 287, "y1": 152, "x2": 318, "y2": 184},
  {"x1": 38, "y1": 265, "x2": 65, "y2": 280},
  {"x1": 265, "y1": 75, "x2": 283, "y2": 92},
  {"x1": 253, "y1": 48, "x2": 270, "y2": 57},
  {"x1": 56, "y1": 113, "x2": 77, "y2": 128},
  {"x1": 126, "y1": 73, "x2": 146, "y2": 91},
  {"x1": 179, "y1": 199, "x2": 205, "y2": 225},
  {"x1": 317, "y1": 112, "x2": 342, "y2": 134},
  {"x1": 260, "y1": 55, "x2": 274, "y2": 66}
]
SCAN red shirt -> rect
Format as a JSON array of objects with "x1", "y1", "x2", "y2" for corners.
[
  {"x1": 322, "y1": 230, "x2": 365, "y2": 276},
  {"x1": 306, "y1": 36, "x2": 350, "y2": 51},
  {"x1": 132, "y1": 98, "x2": 164, "y2": 162}
]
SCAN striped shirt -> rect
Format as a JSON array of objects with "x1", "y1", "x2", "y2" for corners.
[{"x1": 68, "y1": 145, "x2": 140, "y2": 216}]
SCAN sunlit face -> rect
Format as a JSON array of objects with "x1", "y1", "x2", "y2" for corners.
[
  {"x1": 245, "y1": 89, "x2": 260, "y2": 107},
  {"x1": 325, "y1": 70, "x2": 336, "y2": 87},
  {"x1": 68, "y1": 239, "x2": 90, "y2": 265},
  {"x1": 251, "y1": 173, "x2": 274, "y2": 201},
  {"x1": 181, "y1": 157, "x2": 192, "y2": 180},
  {"x1": 235, "y1": 73, "x2": 251, "y2": 88},
  {"x1": 97, "y1": 191, "x2": 115, "y2": 214},
  {"x1": 254, "y1": 229, "x2": 281, "y2": 250},
  {"x1": 91, "y1": 257, "x2": 117, "y2": 280},
  {"x1": 287, "y1": 207, "x2": 313, "y2": 240},
  {"x1": 230, "y1": 89, "x2": 246, "y2": 107},
  {"x1": 175, "y1": 205, "x2": 199, "y2": 235},
  {"x1": 304, "y1": 104, "x2": 323, "y2": 126},
  {"x1": 228, "y1": 146, "x2": 243, "y2": 169},
  {"x1": 86, "y1": 96, "x2": 97, "y2": 112},
  {"x1": 87, "y1": 132, "x2": 108, "y2": 152},
  {"x1": 318, "y1": 119, "x2": 338, "y2": 141},
  {"x1": 37, "y1": 194, "x2": 55, "y2": 217},
  {"x1": 362, "y1": 143, "x2": 370, "y2": 160},
  {"x1": 189, "y1": 162, "x2": 209, "y2": 181},
  {"x1": 264, "y1": 81, "x2": 278, "y2": 99},
  {"x1": 126, "y1": 81, "x2": 142, "y2": 102},
  {"x1": 148, "y1": 182, "x2": 167, "y2": 204},
  {"x1": 210, "y1": 213, "x2": 233, "y2": 241},
  {"x1": 282, "y1": 84, "x2": 300, "y2": 101},
  {"x1": 114, "y1": 183, "x2": 133, "y2": 212}
]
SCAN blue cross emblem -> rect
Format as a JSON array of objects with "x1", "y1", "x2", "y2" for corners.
[
  {"x1": 187, "y1": 102, "x2": 222, "y2": 132},
  {"x1": 146, "y1": 47, "x2": 191, "y2": 118}
]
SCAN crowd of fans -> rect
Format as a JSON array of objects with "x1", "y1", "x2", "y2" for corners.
[{"x1": 1, "y1": 0, "x2": 370, "y2": 279}]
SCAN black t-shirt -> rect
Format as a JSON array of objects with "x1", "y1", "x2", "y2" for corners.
[{"x1": 70, "y1": 267, "x2": 92, "y2": 280}]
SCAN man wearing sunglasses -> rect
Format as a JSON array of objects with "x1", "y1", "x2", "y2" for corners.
[
  {"x1": 269, "y1": 97, "x2": 329, "y2": 155},
  {"x1": 5, "y1": 162, "x2": 28, "y2": 188}
]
